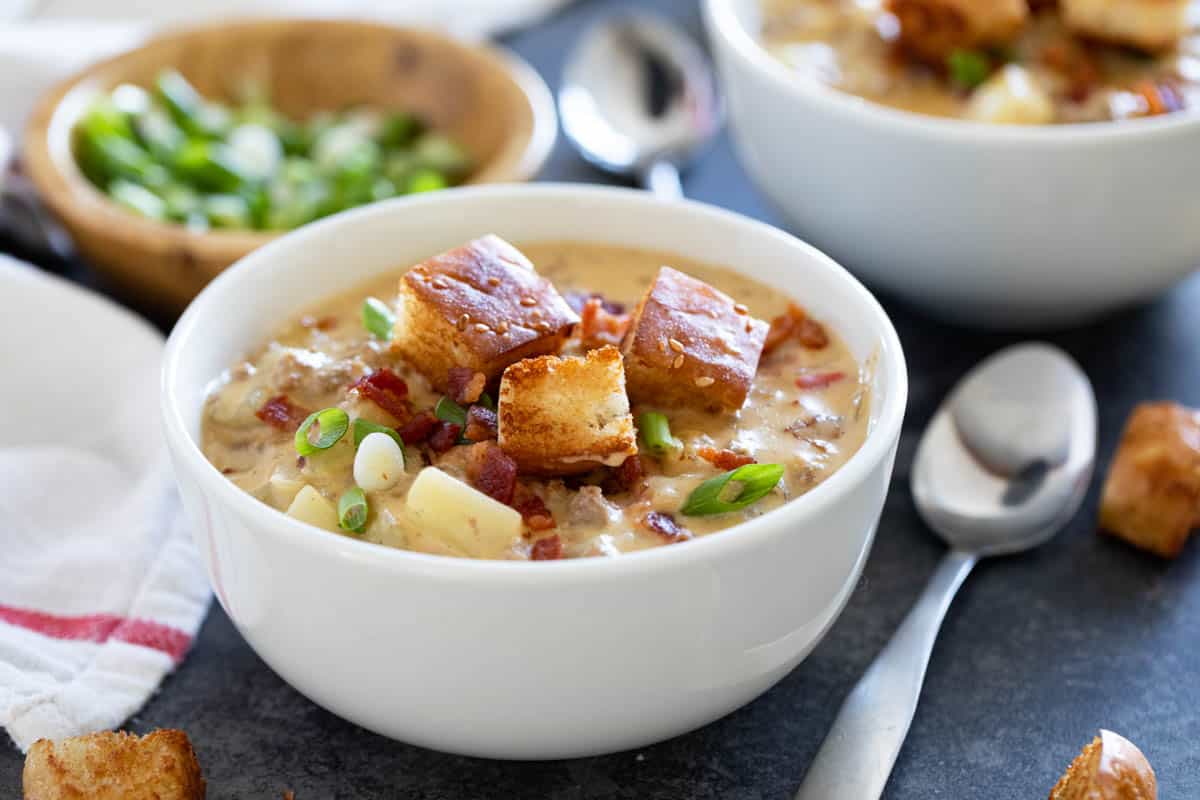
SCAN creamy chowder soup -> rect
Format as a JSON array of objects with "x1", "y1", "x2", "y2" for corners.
[
  {"x1": 762, "y1": 0, "x2": 1200, "y2": 123},
  {"x1": 202, "y1": 238, "x2": 870, "y2": 560}
]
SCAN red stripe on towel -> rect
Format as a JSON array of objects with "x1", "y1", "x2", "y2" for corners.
[{"x1": 0, "y1": 604, "x2": 192, "y2": 662}]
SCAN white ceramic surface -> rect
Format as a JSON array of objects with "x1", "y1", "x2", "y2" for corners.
[
  {"x1": 0, "y1": 126, "x2": 10, "y2": 194},
  {"x1": 704, "y1": 0, "x2": 1200, "y2": 330},
  {"x1": 161, "y1": 185, "x2": 907, "y2": 759}
]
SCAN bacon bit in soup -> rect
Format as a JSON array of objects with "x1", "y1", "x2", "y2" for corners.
[
  {"x1": 446, "y1": 367, "x2": 486, "y2": 405},
  {"x1": 642, "y1": 511, "x2": 692, "y2": 543},
  {"x1": 428, "y1": 421, "x2": 463, "y2": 453},
  {"x1": 350, "y1": 368, "x2": 410, "y2": 421},
  {"x1": 610, "y1": 453, "x2": 646, "y2": 493},
  {"x1": 256, "y1": 395, "x2": 310, "y2": 431},
  {"x1": 398, "y1": 410, "x2": 438, "y2": 444},
  {"x1": 795, "y1": 371, "x2": 846, "y2": 390},
  {"x1": 578, "y1": 296, "x2": 632, "y2": 349},
  {"x1": 698, "y1": 447, "x2": 756, "y2": 471},
  {"x1": 299, "y1": 314, "x2": 338, "y2": 331},
  {"x1": 564, "y1": 290, "x2": 626, "y2": 316},
  {"x1": 763, "y1": 304, "x2": 828, "y2": 354},
  {"x1": 515, "y1": 487, "x2": 556, "y2": 531},
  {"x1": 464, "y1": 405, "x2": 499, "y2": 441},
  {"x1": 1039, "y1": 40, "x2": 1101, "y2": 102},
  {"x1": 531, "y1": 534, "x2": 564, "y2": 560},
  {"x1": 467, "y1": 442, "x2": 517, "y2": 504}
]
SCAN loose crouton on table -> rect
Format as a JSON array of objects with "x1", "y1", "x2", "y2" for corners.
[
  {"x1": 23, "y1": 730, "x2": 205, "y2": 800},
  {"x1": 621, "y1": 266, "x2": 768, "y2": 414},
  {"x1": 1099, "y1": 401, "x2": 1200, "y2": 558},
  {"x1": 392, "y1": 235, "x2": 579, "y2": 391},
  {"x1": 498, "y1": 345, "x2": 638, "y2": 475},
  {"x1": 885, "y1": 0, "x2": 1029, "y2": 62}
]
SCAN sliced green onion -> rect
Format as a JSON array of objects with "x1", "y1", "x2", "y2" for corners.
[
  {"x1": 638, "y1": 411, "x2": 682, "y2": 459},
  {"x1": 681, "y1": 463, "x2": 786, "y2": 517},
  {"x1": 108, "y1": 179, "x2": 167, "y2": 220},
  {"x1": 434, "y1": 396, "x2": 467, "y2": 426},
  {"x1": 294, "y1": 407, "x2": 350, "y2": 455},
  {"x1": 353, "y1": 417, "x2": 403, "y2": 448},
  {"x1": 362, "y1": 297, "x2": 396, "y2": 341},
  {"x1": 947, "y1": 49, "x2": 991, "y2": 89},
  {"x1": 478, "y1": 392, "x2": 496, "y2": 413},
  {"x1": 405, "y1": 168, "x2": 448, "y2": 194},
  {"x1": 338, "y1": 486, "x2": 368, "y2": 533}
]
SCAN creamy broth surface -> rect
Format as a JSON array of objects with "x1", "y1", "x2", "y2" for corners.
[
  {"x1": 202, "y1": 241, "x2": 870, "y2": 559},
  {"x1": 762, "y1": 0, "x2": 1200, "y2": 123}
]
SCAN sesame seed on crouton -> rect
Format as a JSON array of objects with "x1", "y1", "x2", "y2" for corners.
[
  {"x1": 498, "y1": 345, "x2": 638, "y2": 475},
  {"x1": 23, "y1": 730, "x2": 205, "y2": 800},
  {"x1": 392, "y1": 235, "x2": 579, "y2": 391},
  {"x1": 621, "y1": 266, "x2": 768, "y2": 414}
]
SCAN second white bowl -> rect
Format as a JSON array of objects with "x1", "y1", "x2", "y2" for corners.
[{"x1": 705, "y1": 0, "x2": 1200, "y2": 330}]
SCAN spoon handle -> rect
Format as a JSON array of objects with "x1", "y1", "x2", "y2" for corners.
[
  {"x1": 642, "y1": 160, "x2": 684, "y2": 200},
  {"x1": 794, "y1": 549, "x2": 978, "y2": 800}
]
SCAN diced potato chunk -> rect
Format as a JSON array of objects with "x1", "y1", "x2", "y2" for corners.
[
  {"x1": 286, "y1": 485, "x2": 339, "y2": 531},
  {"x1": 405, "y1": 467, "x2": 523, "y2": 558},
  {"x1": 967, "y1": 65, "x2": 1055, "y2": 125}
]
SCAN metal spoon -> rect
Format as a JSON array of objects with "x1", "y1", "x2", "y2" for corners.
[
  {"x1": 795, "y1": 343, "x2": 1096, "y2": 800},
  {"x1": 558, "y1": 12, "x2": 723, "y2": 199}
]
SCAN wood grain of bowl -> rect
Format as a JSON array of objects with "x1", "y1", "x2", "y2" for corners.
[{"x1": 24, "y1": 19, "x2": 557, "y2": 310}]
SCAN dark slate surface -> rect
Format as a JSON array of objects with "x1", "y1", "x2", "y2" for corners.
[{"x1": 4, "y1": 0, "x2": 1199, "y2": 796}]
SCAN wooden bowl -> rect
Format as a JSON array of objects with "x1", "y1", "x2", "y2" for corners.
[{"x1": 23, "y1": 19, "x2": 557, "y2": 311}]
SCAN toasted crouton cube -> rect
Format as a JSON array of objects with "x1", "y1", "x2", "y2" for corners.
[
  {"x1": 1099, "y1": 402, "x2": 1200, "y2": 558},
  {"x1": 23, "y1": 730, "x2": 205, "y2": 800},
  {"x1": 393, "y1": 235, "x2": 579, "y2": 391},
  {"x1": 1062, "y1": 0, "x2": 1189, "y2": 52},
  {"x1": 621, "y1": 266, "x2": 768, "y2": 414},
  {"x1": 886, "y1": 0, "x2": 1028, "y2": 62},
  {"x1": 498, "y1": 345, "x2": 638, "y2": 475}
]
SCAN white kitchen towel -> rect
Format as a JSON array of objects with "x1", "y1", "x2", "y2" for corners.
[
  {"x1": 0, "y1": 256, "x2": 211, "y2": 752},
  {"x1": 0, "y1": 0, "x2": 570, "y2": 137}
]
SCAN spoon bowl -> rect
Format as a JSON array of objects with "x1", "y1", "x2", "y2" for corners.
[
  {"x1": 796, "y1": 342, "x2": 1097, "y2": 800},
  {"x1": 559, "y1": 13, "x2": 722, "y2": 197}
]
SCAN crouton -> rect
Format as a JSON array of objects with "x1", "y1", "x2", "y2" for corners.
[
  {"x1": 1049, "y1": 730, "x2": 1157, "y2": 800},
  {"x1": 1099, "y1": 402, "x2": 1200, "y2": 558},
  {"x1": 886, "y1": 0, "x2": 1029, "y2": 62},
  {"x1": 392, "y1": 235, "x2": 579, "y2": 391},
  {"x1": 498, "y1": 345, "x2": 637, "y2": 475},
  {"x1": 620, "y1": 266, "x2": 768, "y2": 414},
  {"x1": 1062, "y1": 0, "x2": 1189, "y2": 53},
  {"x1": 23, "y1": 730, "x2": 205, "y2": 800}
]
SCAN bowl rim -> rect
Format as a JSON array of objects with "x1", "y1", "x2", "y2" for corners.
[
  {"x1": 22, "y1": 17, "x2": 558, "y2": 251},
  {"x1": 703, "y1": 0, "x2": 1200, "y2": 144},
  {"x1": 161, "y1": 183, "x2": 908, "y2": 582}
]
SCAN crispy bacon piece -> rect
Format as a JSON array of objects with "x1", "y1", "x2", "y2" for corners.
[
  {"x1": 698, "y1": 447, "x2": 756, "y2": 471},
  {"x1": 398, "y1": 410, "x2": 438, "y2": 444},
  {"x1": 299, "y1": 314, "x2": 338, "y2": 331},
  {"x1": 795, "y1": 371, "x2": 846, "y2": 390},
  {"x1": 763, "y1": 304, "x2": 829, "y2": 354},
  {"x1": 610, "y1": 453, "x2": 646, "y2": 493},
  {"x1": 642, "y1": 511, "x2": 692, "y2": 543},
  {"x1": 464, "y1": 404, "x2": 499, "y2": 441},
  {"x1": 1040, "y1": 39, "x2": 1101, "y2": 102},
  {"x1": 256, "y1": 395, "x2": 310, "y2": 431},
  {"x1": 530, "y1": 534, "x2": 564, "y2": 561},
  {"x1": 564, "y1": 290, "x2": 626, "y2": 316},
  {"x1": 578, "y1": 296, "x2": 632, "y2": 350},
  {"x1": 446, "y1": 367, "x2": 486, "y2": 405},
  {"x1": 514, "y1": 486, "x2": 556, "y2": 531},
  {"x1": 428, "y1": 421, "x2": 463, "y2": 453},
  {"x1": 466, "y1": 442, "x2": 517, "y2": 504},
  {"x1": 351, "y1": 368, "x2": 410, "y2": 421}
]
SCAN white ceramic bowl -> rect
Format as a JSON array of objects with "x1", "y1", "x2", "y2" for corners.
[
  {"x1": 704, "y1": 0, "x2": 1200, "y2": 329},
  {"x1": 161, "y1": 185, "x2": 907, "y2": 759}
]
